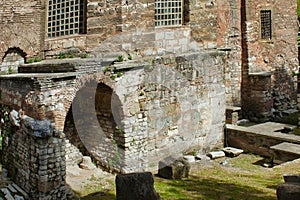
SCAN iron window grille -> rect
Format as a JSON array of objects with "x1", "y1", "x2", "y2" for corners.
[
  {"x1": 47, "y1": 0, "x2": 86, "y2": 38},
  {"x1": 260, "y1": 10, "x2": 272, "y2": 40},
  {"x1": 155, "y1": 0, "x2": 183, "y2": 27}
]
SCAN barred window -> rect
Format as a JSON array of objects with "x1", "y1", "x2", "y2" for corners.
[
  {"x1": 47, "y1": 0, "x2": 86, "y2": 38},
  {"x1": 260, "y1": 10, "x2": 272, "y2": 40},
  {"x1": 155, "y1": 0, "x2": 183, "y2": 27}
]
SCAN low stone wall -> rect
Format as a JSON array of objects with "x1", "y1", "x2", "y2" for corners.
[
  {"x1": 0, "y1": 108, "x2": 72, "y2": 199},
  {"x1": 225, "y1": 124, "x2": 300, "y2": 157},
  {"x1": 242, "y1": 72, "x2": 273, "y2": 122}
]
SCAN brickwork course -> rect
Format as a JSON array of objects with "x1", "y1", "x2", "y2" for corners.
[{"x1": 0, "y1": 0, "x2": 299, "y2": 199}]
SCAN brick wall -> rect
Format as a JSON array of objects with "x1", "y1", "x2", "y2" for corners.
[
  {"x1": 0, "y1": 1, "x2": 45, "y2": 61},
  {"x1": 241, "y1": 0, "x2": 298, "y2": 116}
]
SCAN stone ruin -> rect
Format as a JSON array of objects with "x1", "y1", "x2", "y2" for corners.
[{"x1": 0, "y1": 0, "x2": 299, "y2": 199}]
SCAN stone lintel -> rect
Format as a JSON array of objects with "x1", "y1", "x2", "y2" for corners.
[{"x1": 248, "y1": 72, "x2": 272, "y2": 77}]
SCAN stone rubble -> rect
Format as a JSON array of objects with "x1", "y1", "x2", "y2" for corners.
[{"x1": 0, "y1": 183, "x2": 28, "y2": 200}]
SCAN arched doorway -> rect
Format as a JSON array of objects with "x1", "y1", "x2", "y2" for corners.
[
  {"x1": 1, "y1": 48, "x2": 26, "y2": 73},
  {"x1": 63, "y1": 80, "x2": 124, "y2": 172}
]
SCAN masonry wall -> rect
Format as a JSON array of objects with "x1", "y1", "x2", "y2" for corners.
[
  {"x1": 0, "y1": 0, "x2": 223, "y2": 60},
  {"x1": 1, "y1": 51, "x2": 226, "y2": 174},
  {"x1": 217, "y1": 0, "x2": 242, "y2": 106},
  {"x1": 241, "y1": 0, "x2": 298, "y2": 117},
  {"x1": 0, "y1": 0, "x2": 45, "y2": 61},
  {"x1": 0, "y1": 106, "x2": 72, "y2": 199}
]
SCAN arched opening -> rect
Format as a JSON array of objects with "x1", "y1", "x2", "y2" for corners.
[
  {"x1": 1, "y1": 47, "x2": 26, "y2": 73},
  {"x1": 63, "y1": 80, "x2": 124, "y2": 173}
]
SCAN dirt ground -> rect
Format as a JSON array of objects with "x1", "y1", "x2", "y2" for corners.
[{"x1": 66, "y1": 165, "x2": 116, "y2": 199}]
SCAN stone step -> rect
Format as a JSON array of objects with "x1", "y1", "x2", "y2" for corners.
[{"x1": 271, "y1": 142, "x2": 300, "y2": 164}]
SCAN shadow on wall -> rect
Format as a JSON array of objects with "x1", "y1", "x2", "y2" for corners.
[{"x1": 272, "y1": 66, "x2": 297, "y2": 112}]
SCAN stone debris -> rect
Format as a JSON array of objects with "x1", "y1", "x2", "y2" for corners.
[
  {"x1": 0, "y1": 183, "x2": 27, "y2": 200},
  {"x1": 277, "y1": 175, "x2": 300, "y2": 200},
  {"x1": 183, "y1": 155, "x2": 195, "y2": 163},
  {"x1": 158, "y1": 157, "x2": 190, "y2": 180},
  {"x1": 237, "y1": 119, "x2": 250, "y2": 126},
  {"x1": 195, "y1": 154, "x2": 211, "y2": 161},
  {"x1": 79, "y1": 156, "x2": 96, "y2": 170},
  {"x1": 220, "y1": 159, "x2": 229, "y2": 166},
  {"x1": 65, "y1": 139, "x2": 83, "y2": 166},
  {"x1": 207, "y1": 151, "x2": 226, "y2": 159},
  {"x1": 222, "y1": 147, "x2": 244, "y2": 157},
  {"x1": 116, "y1": 172, "x2": 161, "y2": 200}
]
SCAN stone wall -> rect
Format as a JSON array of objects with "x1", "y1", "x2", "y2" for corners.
[
  {"x1": 217, "y1": 0, "x2": 242, "y2": 106},
  {"x1": 1, "y1": 50, "x2": 25, "y2": 73},
  {"x1": 0, "y1": 107, "x2": 72, "y2": 199},
  {"x1": 0, "y1": 0, "x2": 223, "y2": 61},
  {"x1": 242, "y1": 72, "x2": 273, "y2": 122},
  {"x1": 241, "y1": 0, "x2": 298, "y2": 116},
  {"x1": 0, "y1": 0, "x2": 45, "y2": 61},
  {"x1": 1, "y1": 50, "x2": 226, "y2": 175},
  {"x1": 225, "y1": 124, "x2": 300, "y2": 158}
]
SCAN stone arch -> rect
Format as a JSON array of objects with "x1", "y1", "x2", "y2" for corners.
[
  {"x1": 63, "y1": 75, "x2": 125, "y2": 172},
  {"x1": 1, "y1": 47, "x2": 27, "y2": 73}
]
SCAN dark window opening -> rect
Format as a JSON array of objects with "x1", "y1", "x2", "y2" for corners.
[
  {"x1": 261, "y1": 10, "x2": 272, "y2": 40},
  {"x1": 47, "y1": 0, "x2": 87, "y2": 38}
]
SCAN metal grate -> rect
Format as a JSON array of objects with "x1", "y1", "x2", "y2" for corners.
[
  {"x1": 261, "y1": 10, "x2": 272, "y2": 40},
  {"x1": 155, "y1": 0, "x2": 183, "y2": 27},
  {"x1": 47, "y1": 0, "x2": 85, "y2": 38}
]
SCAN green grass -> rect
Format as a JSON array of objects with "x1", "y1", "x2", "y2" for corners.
[
  {"x1": 153, "y1": 154, "x2": 300, "y2": 200},
  {"x1": 275, "y1": 112, "x2": 299, "y2": 126},
  {"x1": 75, "y1": 154, "x2": 300, "y2": 199}
]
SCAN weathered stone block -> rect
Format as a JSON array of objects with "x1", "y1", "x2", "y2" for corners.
[
  {"x1": 277, "y1": 183, "x2": 300, "y2": 200},
  {"x1": 222, "y1": 147, "x2": 243, "y2": 157},
  {"x1": 115, "y1": 172, "x2": 160, "y2": 200},
  {"x1": 158, "y1": 158, "x2": 190, "y2": 180}
]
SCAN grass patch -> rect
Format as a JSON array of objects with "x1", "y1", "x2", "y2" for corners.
[
  {"x1": 154, "y1": 154, "x2": 300, "y2": 200},
  {"x1": 70, "y1": 154, "x2": 300, "y2": 199},
  {"x1": 274, "y1": 112, "x2": 299, "y2": 126}
]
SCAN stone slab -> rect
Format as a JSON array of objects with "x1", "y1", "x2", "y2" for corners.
[
  {"x1": 222, "y1": 147, "x2": 243, "y2": 157},
  {"x1": 249, "y1": 122, "x2": 296, "y2": 133},
  {"x1": 271, "y1": 142, "x2": 300, "y2": 154},
  {"x1": 183, "y1": 155, "x2": 195, "y2": 163},
  {"x1": 226, "y1": 106, "x2": 241, "y2": 112},
  {"x1": 207, "y1": 151, "x2": 225, "y2": 159},
  {"x1": 271, "y1": 142, "x2": 300, "y2": 164}
]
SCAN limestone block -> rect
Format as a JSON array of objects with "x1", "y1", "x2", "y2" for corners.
[
  {"x1": 183, "y1": 155, "x2": 195, "y2": 163},
  {"x1": 79, "y1": 156, "x2": 96, "y2": 170},
  {"x1": 222, "y1": 147, "x2": 243, "y2": 157},
  {"x1": 158, "y1": 158, "x2": 190, "y2": 180},
  {"x1": 207, "y1": 151, "x2": 225, "y2": 159},
  {"x1": 116, "y1": 172, "x2": 160, "y2": 200}
]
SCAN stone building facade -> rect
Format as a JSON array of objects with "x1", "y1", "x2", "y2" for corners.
[{"x1": 0, "y1": 0, "x2": 298, "y2": 199}]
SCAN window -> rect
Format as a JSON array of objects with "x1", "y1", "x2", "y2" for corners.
[
  {"x1": 155, "y1": 0, "x2": 183, "y2": 27},
  {"x1": 260, "y1": 10, "x2": 272, "y2": 40},
  {"x1": 47, "y1": 0, "x2": 86, "y2": 38}
]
